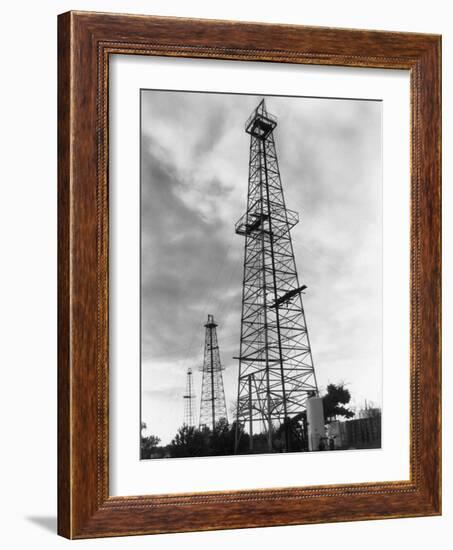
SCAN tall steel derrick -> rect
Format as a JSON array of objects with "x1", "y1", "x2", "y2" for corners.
[
  {"x1": 234, "y1": 99, "x2": 319, "y2": 453},
  {"x1": 183, "y1": 367, "x2": 196, "y2": 427},
  {"x1": 199, "y1": 314, "x2": 228, "y2": 431}
]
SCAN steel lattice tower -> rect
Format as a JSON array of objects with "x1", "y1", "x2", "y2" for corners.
[
  {"x1": 183, "y1": 367, "x2": 196, "y2": 427},
  {"x1": 234, "y1": 99, "x2": 319, "y2": 452},
  {"x1": 199, "y1": 314, "x2": 228, "y2": 430}
]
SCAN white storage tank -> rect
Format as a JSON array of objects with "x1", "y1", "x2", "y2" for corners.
[{"x1": 306, "y1": 396, "x2": 325, "y2": 451}]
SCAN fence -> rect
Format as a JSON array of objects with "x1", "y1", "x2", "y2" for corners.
[{"x1": 335, "y1": 415, "x2": 381, "y2": 449}]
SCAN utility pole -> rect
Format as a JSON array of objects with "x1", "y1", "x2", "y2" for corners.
[{"x1": 235, "y1": 99, "x2": 319, "y2": 453}]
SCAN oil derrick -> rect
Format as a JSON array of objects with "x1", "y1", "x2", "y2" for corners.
[
  {"x1": 183, "y1": 367, "x2": 196, "y2": 427},
  {"x1": 234, "y1": 99, "x2": 319, "y2": 453},
  {"x1": 199, "y1": 314, "x2": 228, "y2": 431}
]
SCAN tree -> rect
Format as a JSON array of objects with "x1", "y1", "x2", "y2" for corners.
[
  {"x1": 272, "y1": 411, "x2": 309, "y2": 452},
  {"x1": 322, "y1": 383, "x2": 355, "y2": 422},
  {"x1": 209, "y1": 418, "x2": 233, "y2": 455},
  {"x1": 210, "y1": 418, "x2": 253, "y2": 455},
  {"x1": 167, "y1": 424, "x2": 210, "y2": 458},
  {"x1": 231, "y1": 421, "x2": 251, "y2": 454},
  {"x1": 140, "y1": 422, "x2": 161, "y2": 459}
]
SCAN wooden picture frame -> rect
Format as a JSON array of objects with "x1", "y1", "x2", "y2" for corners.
[{"x1": 58, "y1": 10, "x2": 441, "y2": 539}]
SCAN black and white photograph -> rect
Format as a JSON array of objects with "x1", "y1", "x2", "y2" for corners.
[
  {"x1": 140, "y1": 90, "x2": 383, "y2": 460},
  {"x1": 1, "y1": 1, "x2": 446, "y2": 545}
]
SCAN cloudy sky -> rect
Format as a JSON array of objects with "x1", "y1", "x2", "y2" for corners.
[{"x1": 140, "y1": 90, "x2": 382, "y2": 445}]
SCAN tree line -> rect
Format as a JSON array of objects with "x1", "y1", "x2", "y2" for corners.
[{"x1": 141, "y1": 383, "x2": 356, "y2": 459}]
